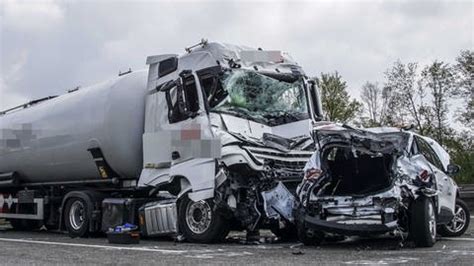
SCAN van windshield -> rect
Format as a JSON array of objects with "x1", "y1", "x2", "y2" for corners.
[{"x1": 210, "y1": 70, "x2": 309, "y2": 126}]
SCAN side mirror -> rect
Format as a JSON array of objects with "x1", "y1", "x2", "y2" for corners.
[
  {"x1": 309, "y1": 80, "x2": 323, "y2": 120},
  {"x1": 447, "y1": 164, "x2": 461, "y2": 175}
]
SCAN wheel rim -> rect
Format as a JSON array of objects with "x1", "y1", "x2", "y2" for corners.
[
  {"x1": 69, "y1": 201, "x2": 85, "y2": 231},
  {"x1": 428, "y1": 201, "x2": 437, "y2": 239},
  {"x1": 185, "y1": 200, "x2": 212, "y2": 234},
  {"x1": 446, "y1": 203, "x2": 467, "y2": 233}
]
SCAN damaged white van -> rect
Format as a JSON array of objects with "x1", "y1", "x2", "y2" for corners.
[{"x1": 295, "y1": 123, "x2": 470, "y2": 247}]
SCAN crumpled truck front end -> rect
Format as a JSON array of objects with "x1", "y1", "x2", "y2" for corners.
[{"x1": 214, "y1": 126, "x2": 314, "y2": 232}]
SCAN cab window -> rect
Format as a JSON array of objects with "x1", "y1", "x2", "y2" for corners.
[{"x1": 164, "y1": 75, "x2": 200, "y2": 124}]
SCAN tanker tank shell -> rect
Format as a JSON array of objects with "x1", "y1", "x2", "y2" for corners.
[{"x1": 0, "y1": 70, "x2": 149, "y2": 183}]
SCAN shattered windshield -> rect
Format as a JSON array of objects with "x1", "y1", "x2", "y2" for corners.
[{"x1": 211, "y1": 70, "x2": 309, "y2": 126}]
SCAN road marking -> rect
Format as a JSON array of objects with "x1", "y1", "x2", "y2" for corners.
[
  {"x1": 441, "y1": 237, "x2": 474, "y2": 242},
  {"x1": 470, "y1": 216, "x2": 474, "y2": 219},
  {"x1": 0, "y1": 237, "x2": 186, "y2": 254}
]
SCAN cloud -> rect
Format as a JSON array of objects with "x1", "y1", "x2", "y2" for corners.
[
  {"x1": 0, "y1": 0, "x2": 472, "y2": 111},
  {"x1": 2, "y1": 0, "x2": 64, "y2": 33},
  {"x1": 0, "y1": 50, "x2": 29, "y2": 109}
]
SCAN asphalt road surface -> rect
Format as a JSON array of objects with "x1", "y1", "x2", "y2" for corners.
[{"x1": 0, "y1": 221, "x2": 473, "y2": 265}]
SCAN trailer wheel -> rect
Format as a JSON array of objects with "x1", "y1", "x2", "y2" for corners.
[
  {"x1": 9, "y1": 219, "x2": 43, "y2": 231},
  {"x1": 64, "y1": 197, "x2": 89, "y2": 238},
  {"x1": 438, "y1": 198, "x2": 470, "y2": 237},
  {"x1": 178, "y1": 196, "x2": 229, "y2": 243},
  {"x1": 409, "y1": 197, "x2": 437, "y2": 247}
]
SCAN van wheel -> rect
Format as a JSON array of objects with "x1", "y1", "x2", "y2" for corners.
[
  {"x1": 438, "y1": 198, "x2": 470, "y2": 237},
  {"x1": 178, "y1": 196, "x2": 229, "y2": 243},
  {"x1": 9, "y1": 219, "x2": 43, "y2": 231},
  {"x1": 64, "y1": 198, "x2": 89, "y2": 238},
  {"x1": 410, "y1": 197, "x2": 437, "y2": 247}
]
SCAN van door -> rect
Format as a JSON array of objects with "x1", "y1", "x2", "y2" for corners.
[{"x1": 414, "y1": 136, "x2": 456, "y2": 218}]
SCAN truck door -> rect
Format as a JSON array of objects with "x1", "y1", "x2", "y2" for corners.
[{"x1": 141, "y1": 66, "x2": 220, "y2": 201}]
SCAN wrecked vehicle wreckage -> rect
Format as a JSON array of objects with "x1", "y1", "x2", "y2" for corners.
[
  {"x1": 295, "y1": 123, "x2": 470, "y2": 247},
  {"x1": 206, "y1": 69, "x2": 317, "y2": 240}
]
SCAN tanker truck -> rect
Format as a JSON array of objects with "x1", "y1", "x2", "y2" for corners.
[{"x1": 0, "y1": 40, "x2": 323, "y2": 242}]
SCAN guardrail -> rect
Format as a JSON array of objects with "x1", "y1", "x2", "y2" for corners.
[{"x1": 460, "y1": 184, "x2": 474, "y2": 211}]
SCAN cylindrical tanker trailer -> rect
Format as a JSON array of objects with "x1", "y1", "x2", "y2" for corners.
[
  {"x1": 0, "y1": 71, "x2": 148, "y2": 183},
  {"x1": 0, "y1": 40, "x2": 322, "y2": 243}
]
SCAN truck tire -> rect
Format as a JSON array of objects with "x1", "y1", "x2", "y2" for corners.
[
  {"x1": 9, "y1": 219, "x2": 43, "y2": 231},
  {"x1": 178, "y1": 196, "x2": 229, "y2": 243},
  {"x1": 64, "y1": 197, "x2": 89, "y2": 238},
  {"x1": 438, "y1": 198, "x2": 470, "y2": 237},
  {"x1": 409, "y1": 197, "x2": 437, "y2": 247}
]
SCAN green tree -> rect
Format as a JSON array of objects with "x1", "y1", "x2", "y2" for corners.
[
  {"x1": 315, "y1": 72, "x2": 362, "y2": 123},
  {"x1": 420, "y1": 61, "x2": 456, "y2": 145},
  {"x1": 453, "y1": 50, "x2": 473, "y2": 128},
  {"x1": 360, "y1": 81, "x2": 382, "y2": 126},
  {"x1": 383, "y1": 61, "x2": 430, "y2": 133}
]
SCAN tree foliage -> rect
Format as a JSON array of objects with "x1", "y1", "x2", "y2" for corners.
[
  {"x1": 315, "y1": 72, "x2": 362, "y2": 123},
  {"x1": 420, "y1": 61, "x2": 456, "y2": 145},
  {"x1": 453, "y1": 50, "x2": 473, "y2": 128},
  {"x1": 358, "y1": 50, "x2": 473, "y2": 183}
]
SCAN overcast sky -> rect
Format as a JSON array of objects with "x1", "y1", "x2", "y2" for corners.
[{"x1": 1, "y1": 0, "x2": 472, "y2": 110}]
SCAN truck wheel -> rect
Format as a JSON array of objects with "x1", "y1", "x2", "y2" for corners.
[
  {"x1": 410, "y1": 197, "x2": 437, "y2": 247},
  {"x1": 297, "y1": 222, "x2": 323, "y2": 246},
  {"x1": 178, "y1": 196, "x2": 229, "y2": 243},
  {"x1": 9, "y1": 219, "x2": 43, "y2": 231},
  {"x1": 64, "y1": 198, "x2": 89, "y2": 238},
  {"x1": 438, "y1": 198, "x2": 470, "y2": 237}
]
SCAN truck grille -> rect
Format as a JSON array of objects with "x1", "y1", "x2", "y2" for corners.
[{"x1": 245, "y1": 146, "x2": 312, "y2": 180}]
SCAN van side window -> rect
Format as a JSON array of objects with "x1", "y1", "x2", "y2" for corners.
[{"x1": 415, "y1": 136, "x2": 444, "y2": 170}]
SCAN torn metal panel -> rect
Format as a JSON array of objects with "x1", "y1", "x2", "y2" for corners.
[{"x1": 262, "y1": 182, "x2": 296, "y2": 222}]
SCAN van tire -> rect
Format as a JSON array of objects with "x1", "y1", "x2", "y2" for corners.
[
  {"x1": 410, "y1": 197, "x2": 437, "y2": 247},
  {"x1": 64, "y1": 197, "x2": 90, "y2": 238},
  {"x1": 438, "y1": 198, "x2": 470, "y2": 237},
  {"x1": 178, "y1": 196, "x2": 229, "y2": 243}
]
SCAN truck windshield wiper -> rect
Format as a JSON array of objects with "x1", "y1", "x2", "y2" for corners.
[{"x1": 213, "y1": 106, "x2": 262, "y2": 122}]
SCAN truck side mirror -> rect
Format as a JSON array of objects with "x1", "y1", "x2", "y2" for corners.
[
  {"x1": 309, "y1": 80, "x2": 323, "y2": 120},
  {"x1": 447, "y1": 164, "x2": 460, "y2": 175}
]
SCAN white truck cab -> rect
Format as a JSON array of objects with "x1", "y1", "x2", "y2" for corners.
[{"x1": 138, "y1": 40, "x2": 323, "y2": 242}]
